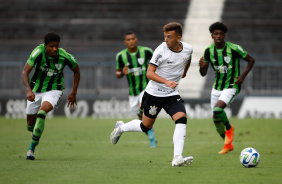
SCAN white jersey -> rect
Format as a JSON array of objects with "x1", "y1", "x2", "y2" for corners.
[{"x1": 145, "y1": 41, "x2": 193, "y2": 97}]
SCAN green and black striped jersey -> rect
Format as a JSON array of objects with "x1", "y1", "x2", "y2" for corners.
[
  {"x1": 203, "y1": 42, "x2": 247, "y2": 93},
  {"x1": 27, "y1": 44, "x2": 78, "y2": 92},
  {"x1": 116, "y1": 46, "x2": 153, "y2": 96}
]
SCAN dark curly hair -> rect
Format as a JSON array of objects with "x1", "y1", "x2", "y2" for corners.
[
  {"x1": 209, "y1": 22, "x2": 228, "y2": 33},
  {"x1": 44, "y1": 32, "x2": 60, "y2": 44}
]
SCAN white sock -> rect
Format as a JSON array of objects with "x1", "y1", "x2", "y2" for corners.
[
  {"x1": 173, "y1": 124, "x2": 187, "y2": 157},
  {"x1": 120, "y1": 119, "x2": 143, "y2": 132}
]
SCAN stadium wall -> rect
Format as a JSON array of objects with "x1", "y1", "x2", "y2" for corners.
[{"x1": 1, "y1": 97, "x2": 281, "y2": 119}]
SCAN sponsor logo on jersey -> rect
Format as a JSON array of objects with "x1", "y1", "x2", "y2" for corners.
[
  {"x1": 149, "y1": 105, "x2": 158, "y2": 116},
  {"x1": 215, "y1": 66, "x2": 228, "y2": 73},
  {"x1": 182, "y1": 57, "x2": 190, "y2": 66},
  {"x1": 154, "y1": 54, "x2": 162, "y2": 64}
]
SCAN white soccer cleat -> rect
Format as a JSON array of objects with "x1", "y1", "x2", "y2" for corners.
[
  {"x1": 26, "y1": 150, "x2": 35, "y2": 160},
  {"x1": 110, "y1": 121, "x2": 124, "y2": 144},
  {"x1": 172, "y1": 155, "x2": 193, "y2": 167}
]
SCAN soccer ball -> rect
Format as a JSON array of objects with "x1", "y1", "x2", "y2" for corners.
[{"x1": 239, "y1": 147, "x2": 260, "y2": 168}]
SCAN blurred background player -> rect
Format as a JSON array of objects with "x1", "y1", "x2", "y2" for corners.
[
  {"x1": 115, "y1": 31, "x2": 157, "y2": 148},
  {"x1": 199, "y1": 22, "x2": 255, "y2": 154},
  {"x1": 111, "y1": 22, "x2": 193, "y2": 166},
  {"x1": 22, "y1": 32, "x2": 80, "y2": 160}
]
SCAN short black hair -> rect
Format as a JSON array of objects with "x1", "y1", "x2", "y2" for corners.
[
  {"x1": 209, "y1": 22, "x2": 228, "y2": 33},
  {"x1": 44, "y1": 32, "x2": 60, "y2": 44},
  {"x1": 125, "y1": 31, "x2": 136, "y2": 36}
]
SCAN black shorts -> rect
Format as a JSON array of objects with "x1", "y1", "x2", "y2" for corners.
[{"x1": 141, "y1": 91, "x2": 186, "y2": 119}]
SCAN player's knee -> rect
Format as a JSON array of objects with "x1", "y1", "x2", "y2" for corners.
[
  {"x1": 213, "y1": 107, "x2": 224, "y2": 115},
  {"x1": 175, "y1": 117, "x2": 187, "y2": 124},
  {"x1": 37, "y1": 110, "x2": 46, "y2": 119},
  {"x1": 140, "y1": 122, "x2": 152, "y2": 133}
]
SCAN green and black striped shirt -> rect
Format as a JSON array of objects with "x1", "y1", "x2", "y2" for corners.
[
  {"x1": 116, "y1": 46, "x2": 153, "y2": 96},
  {"x1": 203, "y1": 42, "x2": 247, "y2": 93},
  {"x1": 27, "y1": 44, "x2": 78, "y2": 92}
]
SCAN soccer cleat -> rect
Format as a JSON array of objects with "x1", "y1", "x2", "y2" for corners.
[
  {"x1": 224, "y1": 124, "x2": 234, "y2": 145},
  {"x1": 147, "y1": 128, "x2": 157, "y2": 148},
  {"x1": 172, "y1": 155, "x2": 194, "y2": 167},
  {"x1": 26, "y1": 150, "x2": 35, "y2": 160},
  {"x1": 110, "y1": 121, "x2": 124, "y2": 144},
  {"x1": 218, "y1": 143, "x2": 234, "y2": 154}
]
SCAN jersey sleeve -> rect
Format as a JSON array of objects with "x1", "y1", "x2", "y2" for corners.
[
  {"x1": 233, "y1": 44, "x2": 248, "y2": 59},
  {"x1": 203, "y1": 47, "x2": 211, "y2": 63},
  {"x1": 65, "y1": 53, "x2": 78, "y2": 69},
  {"x1": 27, "y1": 45, "x2": 42, "y2": 66},
  {"x1": 116, "y1": 53, "x2": 124, "y2": 70},
  {"x1": 149, "y1": 45, "x2": 163, "y2": 67}
]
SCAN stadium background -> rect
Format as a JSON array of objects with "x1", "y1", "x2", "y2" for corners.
[{"x1": 0, "y1": 0, "x2": 281, "y2": 119}]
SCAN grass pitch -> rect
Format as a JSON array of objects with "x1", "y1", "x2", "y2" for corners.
[{"x1": 0, "y1": 117, "x2": 281, "y2": 184}]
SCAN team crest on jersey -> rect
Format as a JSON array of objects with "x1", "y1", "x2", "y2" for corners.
[
  {"x1": 137, "y1": 58, "x2": 144, "y2": 65},
  {"x1": 55, "y1": 64, "x2": 62, "y2": 70},
  {"x1": 149, "y1": 105, "x2": 158, "y2": 116},
  {"x1": 224, "y1": 56, "x2": 231, "y2": 64}
]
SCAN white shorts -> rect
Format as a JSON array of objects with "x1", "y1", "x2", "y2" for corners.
[
  {"x1": 210, "y1": 88, "x2": 237, "y2": 109},
  {"x1": 129, "y1": 91, "x2": 145, "y2": 115},
  {"x1": 26, "y1": 90, "x2": 63, "y2": 115}
]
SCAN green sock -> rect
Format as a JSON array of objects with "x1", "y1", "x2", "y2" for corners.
[
  {"x1": 213, "y1": 118, "x2": 225, "y2": 139},
  {"x1": 26, "y1": 124, "x2": 34, "y2": 132},
  {"x1": 213, "y1": 107, "x2": 231, "y2": 130},
  {"x1": 31, "y1": 110, "x2": 46, "y2": 148}
]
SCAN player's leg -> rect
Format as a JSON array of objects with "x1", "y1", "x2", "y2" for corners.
[
  {"x1": 27, "y1": 90, "x2": 62, "y2": 160},
  {"x1": 214, "y1": 88, "x2": 237, "y2": 154},
  {"x1": 110, "y1": 92, "x2": 161, "y2": 145},
  {"x1": 211, "y1": 88, "x2": 226, "y2": 139},
  {"x1": 139, "y1": 91, "x2": 157, "y2": 148},
  {"x1": 25, "y1": 93, "x2": 42, "y2": 160},
  {"x1": 165, "y1": 96, "x2": 193, "y2": 167}
]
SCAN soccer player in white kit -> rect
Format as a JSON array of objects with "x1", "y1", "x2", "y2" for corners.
[{"x1": 110, "y1": 22, "x2": 194, "y2": 167}]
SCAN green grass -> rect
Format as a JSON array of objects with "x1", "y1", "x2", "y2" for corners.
[{"x1": 0, "y1": 117, "x2": 281, "y2": 184}]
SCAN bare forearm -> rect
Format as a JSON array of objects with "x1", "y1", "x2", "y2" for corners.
[
  {"x1": 147, "y1": 71, "x2": 167, "y2": 84},
  {"x1": 183, "y1": 60, "x2": 191, "y2": 77},
  {"x1": 72, "y1": 67, "x2": 80, "y2": 94},
  {"x1": 22, "y1": 71, "x2": 32, "y2": 92},
  {"x1": 241, "y1": 57, "x2": 255, "y2": 79}
]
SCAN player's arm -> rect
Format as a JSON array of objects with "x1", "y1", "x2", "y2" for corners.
[
  {"x1": 235, "y1": 54, "x2": 255, "y2": 85},
  {"x1": 116, "y1": 66, "x2": 129, "y2": 78},
  {"x1": 199, "y1": 57, "x2": 209, "y2": 76},
  {"x1": 22, "y1": 63, "x2": 35, "y2": 102},
  {"x1": 67, "y1": 65, "x2": 80, "y2": 109},
  {"x1": 182, "y1": 57, "x2": 192, "y2": 78},
  {"x1": 116, "y1": 69, "x2": 124, "y2": 78},
  {"x1": 147, "y1": 64, "x2": 178, "y2": 89}
]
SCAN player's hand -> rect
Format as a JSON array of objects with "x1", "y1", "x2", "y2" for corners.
[
  {"x1": 27, "y1": 90, "x2": 35, "y2": 102},
  {"x1": 67, "y1": 92, "x2": 77, "y2": 109},
  {"x1": 234, "y1": 76, "x2": 244, "y2": 85},
  {"x1": 165, "y1": 80, "x2": 178, "y2": 89},
  {"x1": 122, "y1": 66, "x2": 129, "y2": 75},
  {"x1": 199, "y1": 57, "x2": 205, "y2": 68}
]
